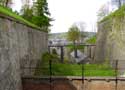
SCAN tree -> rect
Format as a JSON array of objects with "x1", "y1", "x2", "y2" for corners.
[
  {"x1": 74, "y1": 22, "x2": 86, "y2": 43},
  {"x1": 111, "y1": 0, "x2": 123, "y2": 8},
  {"x1": 97, "y1": 3, "x2": 110, "y2": 21},
  {"x1": 32, "y1": 0, "x2": 51, "y2": 28},
  {"x1": 67, "y1": 25, "x2": 80, "y2": 44},
  {"x1": 21, "y1": 4, "x2": 33, "y2": 21},
  {"x1": 67, "y1": 25, "x2": 80, "y2": 58},
  {"x1": 0, "y1": 0, "x2": 12, "y2": 7},
  {"x1": 34, "y1": 0, "x2": 50, "y2": 16},
  {"x1": 20, "y1": 0, "x2": 51, "y2": 31}
]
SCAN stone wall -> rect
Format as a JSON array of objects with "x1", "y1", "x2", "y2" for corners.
[
  {"x1": 22, "y1": 76, "x2": 125, "y2": 90},
  {"x1": 95, "y1": 17, "x2": 125, "y2": 63},
  {"x1": 0, "y1": 16, "x2": 48, "y2": 90}
]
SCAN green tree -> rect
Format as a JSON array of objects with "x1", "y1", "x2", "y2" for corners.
[
  {"x1": 34, "y1": 0, "x2": 50, "y2": 16},
  {"x1": 67, "y1": 25, "x2": 80, "y2": 44},
  {"x1": 74, "y1": 22, "x2": 86, "y2": 43},
  {"x1": 21, "y1": 4, "x2": 33, "y2": 22},
  {"x1": 33, "y1": 0, "x2": 51, "y2": 28},
  {"x1": 20, "y1": 0, "x2": 51, "y2": 31},
  {"x1": 67, "y1": 25, "x2": 80, "y2": 58}
]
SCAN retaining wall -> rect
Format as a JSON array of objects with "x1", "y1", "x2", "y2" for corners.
[{"x1": 0, "y1": 15, "x2": 48, "y2": 90}]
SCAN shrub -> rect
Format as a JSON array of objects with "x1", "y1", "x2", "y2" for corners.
[{"x1": 52, "y1": 48, "x2": 58, "y2": 55}]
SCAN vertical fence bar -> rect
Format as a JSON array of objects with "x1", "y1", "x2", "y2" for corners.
[
  {"x1": 115, "y1": 60, "x2": 118, "y2": 90},
  {"x1": 89, "y1": 46, "x2": 91, "y2": 58},
  {"x1": 49, "y1": 60, "x2": 52, "y2": 90},
  {"x1": 60, "y1": 46, "x2": 64, "y2": 63},
  {"x1": 82, "y1": 61, "x2": 84, "y2": 90}
]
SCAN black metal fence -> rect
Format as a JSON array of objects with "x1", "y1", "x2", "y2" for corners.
[
  {"x1": 48, "y1": 44, "x2": 96, "y2": 63},
  {"x1": 22, "y1": 60, "x2": 125, "y2": 90},
  {"x1": 21, "y1": 60, "x2": 125, "y2": 77}
]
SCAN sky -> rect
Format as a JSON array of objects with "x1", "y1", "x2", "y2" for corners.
[
  {"x1": 12, "y1": 0, "x2": 110, "y2": 33},
  {"x1": 48, "y1": 0, "x2": 110, "y2": 33}
]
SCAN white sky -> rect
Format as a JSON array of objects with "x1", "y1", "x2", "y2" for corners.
[
  {"x1": 12, "y1": 0, "x2": 110, "y2": 33},
  {"x1": 48, "y1": 0, "x2": 110, "y2": 33}
]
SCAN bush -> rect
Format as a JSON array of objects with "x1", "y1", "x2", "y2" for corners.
[
  {"x1": 52, "y1": 48, "x2": 58, "y2": 55},
  {"x1": 41, "y1": 52, "x2": 60, "y2": 63}
]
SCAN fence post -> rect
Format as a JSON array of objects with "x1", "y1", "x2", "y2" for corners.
[
  {"x1": 89, "y1": 46, "x2": 91, "y2": 58},
  {"x1": 60, "y1": 46, "x2": 64, "y2": 63},
  {"x1": 49, "y1": 60, "x2": 52, "y2": 90},
  {"x1": 115, "y1": 60, "x2": 118, "y2": 90},
  {"x1": 82, "y1": 61, "x2": 84, "y2": 90}
]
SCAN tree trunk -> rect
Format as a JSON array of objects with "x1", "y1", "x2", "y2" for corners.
[
  {"x1": 5, "y1": 0, "x2": 9, "y2": 7},
  {"x1": 118, "y1": 0, "x2": 121, "y2": 8},
  {"x1": 73, "y1": 41, "x2": 78, "y2": 58}
]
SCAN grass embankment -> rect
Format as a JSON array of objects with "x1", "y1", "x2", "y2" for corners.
[
  {"x1": 0, "y1": 6, "x2": 45, "y2": 31},
  {"x1": 35, "y1": 53, "x2": 115, "y2": 76}
]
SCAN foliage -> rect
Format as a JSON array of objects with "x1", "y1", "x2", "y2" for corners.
[
  {"x1": 99, "y1": 5, "x2": 125, "y2": 23},
  {"x1": 0, "y1": 0, "x2": 12, "y2": 7},
  {"x1": 21, "y1": 4, "x2": 33, "y2": 22},
  {"x1": 0, "y1": 5, "x2": 46, "y2": 31},
  {"x1": 31, "y1": 15, "x2": 50, "y2": 28},
  {"x1": 41, "y1": 52, "x2": 60, "y2": 63},
  {"x1": 86, "y1": 36, "x2": 96, "y2": 44},
  {"x1": 35, "y1": 52, "x2": 60, "y2": 75},
  {"x1": 34, "y1": 0, "x2": 50, "y2": 16},
  {"x1": 97, "y1": 3, "x2": 110, "y2": 21},
  {"x1": 21, "y1": 0, "x2": 51, "y2": 31},
  {"x1": 52, "y1": 48, "x2": 58, "y2": 55},
  {"x1": 67, "y1": 25, "x2": 80, "y2": 43},
  {"x1": 74, "y1": 22, "x2": 86, "y2": 42}
]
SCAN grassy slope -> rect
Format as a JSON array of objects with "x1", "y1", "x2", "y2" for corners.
[{"x1": 0, "y1": 6, "x2": 46, "y2": 32}]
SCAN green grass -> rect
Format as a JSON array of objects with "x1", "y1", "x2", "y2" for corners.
[
  {"x1": 86, "y1": 36, "x2": 96, "y2": 44},
  {"x1": 35, "y1": 63, "x2": 115, "y2": 76},
  {"x1": 66, "y1": 44, "x2": 85, "y2": 52},
  {"x1": 0, "y1": 5, "x2": 46, "y2": 32}
]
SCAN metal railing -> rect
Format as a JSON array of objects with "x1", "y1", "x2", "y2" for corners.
[{"x1": 21, "y1": 60, "x2": 125, "y2": 90}]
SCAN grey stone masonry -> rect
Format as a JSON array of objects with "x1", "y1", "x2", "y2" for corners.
[{"x1": 0, "y1": 16, "x2": 48, "y2": 90}]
